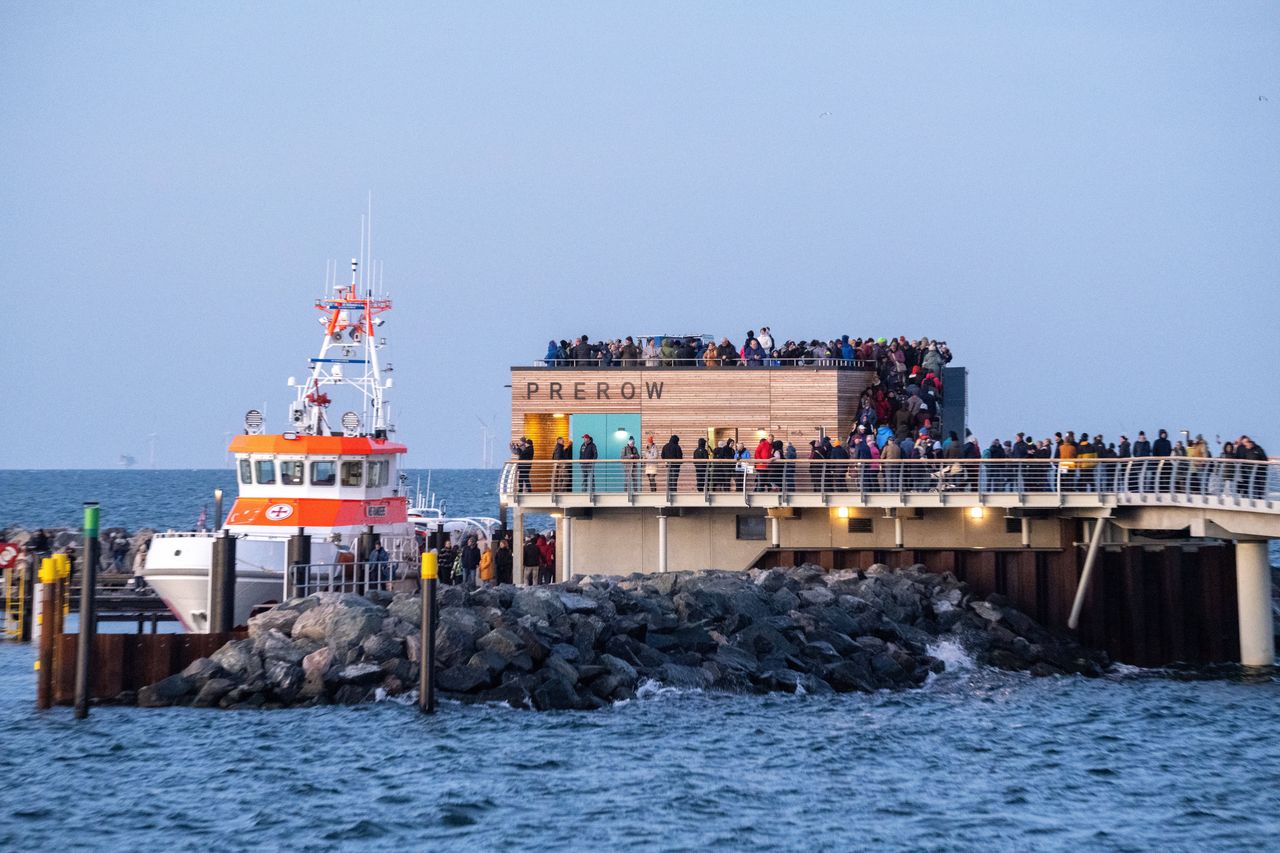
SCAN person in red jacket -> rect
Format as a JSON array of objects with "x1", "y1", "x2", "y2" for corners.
[{"x1": 754, "y1": 436, "x2": 774, "y2": 491}]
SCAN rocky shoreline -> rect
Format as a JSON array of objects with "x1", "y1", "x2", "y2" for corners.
[{"x1": 135, "y1": 564, "x2": 1109, "y2": 710}]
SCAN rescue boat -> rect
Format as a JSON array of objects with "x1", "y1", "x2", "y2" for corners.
[{"x1": 144, "y1": 254, "x2": 415, "y2": 632}]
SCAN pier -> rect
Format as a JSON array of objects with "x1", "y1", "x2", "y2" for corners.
[{"x1": 501, "y1": 457, "x2": 1279, "y2": 667}]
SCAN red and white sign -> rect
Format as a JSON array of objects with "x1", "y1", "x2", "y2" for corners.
[
  {"x1": 0, "y1": 542, "x2": 17, "y2": 570},
  {"x1": 265, "y1": 503, "x2": 295, "y2": 521}
]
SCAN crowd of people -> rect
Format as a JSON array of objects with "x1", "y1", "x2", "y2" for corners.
[
  {"x1": 542, "y1": 331, "x2": 953, "y2": 392},
  {"x1": 433, "y1": 531, "x2": 560, "y2": 587},
  {"x1": 509, "y1": 430, "x2": 1271, "y2": 499}
]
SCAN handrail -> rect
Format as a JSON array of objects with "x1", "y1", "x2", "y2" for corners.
[
  {"x1": 500, "y1": 457, "x2": 1279, "y2": 506},
  {"x1": 524, "y1": 357, "x2": 877, "y2": 369}
]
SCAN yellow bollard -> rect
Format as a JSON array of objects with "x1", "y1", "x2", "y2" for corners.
[{"x1": 419, "y1": 551, "x2": 438, "y2": 714}]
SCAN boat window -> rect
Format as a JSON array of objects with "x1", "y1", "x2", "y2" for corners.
[
  {"x1": 368, "y1": 459, "x2": 389, "y2": 487},
  {"x1": 341, "y1": 460, "x2": 363, "y2": 487},
  {"x1": 311, "y1": 460, "x2": 336, "y2": 486},
  {"x1": 280, "y1": 460, "x2": 304, "y2": 486},
  {"x1": 254, "y1": 459, "x2": 276, "y2": 485},
  {"x1": 239, "y1": 459, "x2": 252, "y2": 485}
]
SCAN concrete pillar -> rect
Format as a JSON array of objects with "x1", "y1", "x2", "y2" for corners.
[
  {"x1": 894, "y1": 516, "x2": 904, "y2": 548},
  {"x1": 770, "y1": 516, "x2": 780, "y2": 547},
  {"x1": 657, "y1": 513, "x2": 668, "y2": 574},
  {"x1": 512, "y1": 507, "x2": 525, "y2": 586},
  {"x1": 1021, "y1": 517, "x2": 1031, "y2": 548},
  {"x1": 1236, "y1": 541, "x2": 1275, "y2": 667},
  {"x1": 561, "y1": 516, "x2": 573, "y2": 583}
]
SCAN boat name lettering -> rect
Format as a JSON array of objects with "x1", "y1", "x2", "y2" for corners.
[
  {"x1": 366, "y1": 505, "x2": 388, "y2": 518},
  {"x1": 524, "y1": 381, "x2": 662, "y2": 401}
]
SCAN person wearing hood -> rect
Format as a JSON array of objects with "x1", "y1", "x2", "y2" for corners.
[
  {"x1": 1152, "y1": 429, "x2": 1173, "y2": 492},
  {"x1": 1236, "y1": 435, "x2": 1268, "y2": 498},
  {"x1": 661, "y1": 434, "x2": 683, "y2": 491},
  {"x1": 753, "y1": 435, "x2": 773, "y2": 491},
  {"x1": 659, "y1": 338, "x2": 678, "y2": 366},
  {"x1": 544, "y1": 340, "x2": 560, "y2": 366},
  {"x1": 784, "y1": 441, "x2": 797, "y2": 492},
  {"x1": 621, "y1": 435, "x2": 640, "y2": 493},
  {"x1": 579, "y1": 433, "x2": 598, "y2": 492},
  {"x1": 693, "y1": 437, "x2": 710, "y2": 492}
]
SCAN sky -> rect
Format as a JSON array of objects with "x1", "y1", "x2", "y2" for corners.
[{"x1": 4, "y1": 2, "x2": 1278, "y2": 469}]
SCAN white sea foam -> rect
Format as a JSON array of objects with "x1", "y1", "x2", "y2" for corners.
[{"x1": 926, "y1": 638, "x2": 976, "y2": 673}]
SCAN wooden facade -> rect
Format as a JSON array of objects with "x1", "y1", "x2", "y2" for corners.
[{"x1": 510, "y1": 366, "x2": 873, "y2": 460}]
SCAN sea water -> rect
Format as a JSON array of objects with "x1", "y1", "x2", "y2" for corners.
[{"x1": 1, "y1": 470, "x2": 1278, "y2": 850}]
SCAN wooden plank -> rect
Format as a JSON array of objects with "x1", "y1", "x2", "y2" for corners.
[{"x1": 1160, "y1": 547, "x2": 1186, "y2": 663}]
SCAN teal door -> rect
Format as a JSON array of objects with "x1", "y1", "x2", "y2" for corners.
[{"x1": 569, "y1": 412, "x2": 641, "y2": 492}]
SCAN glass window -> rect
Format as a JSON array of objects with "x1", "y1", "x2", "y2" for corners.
[
  {"x1": 239, "y1": 459, "x2": 252, "y2": 485},
  {"x1": 368, "y1": 459, "x2": 388, "y2": 487},
  {"x1": 341, "y1": 460, "x2": 363, "y2": 487},
  {"x1": 280, "y1": 460, "x2": 304, "y2": 485},
  {"x1": 736, "y1": 515, "x2": 765, "y2": 540},
  {"x1": 311, "y1": 460, "x2": 336, "y2": 486},
  {"x1": 254, "y1": 459, "x2": 276, "y2": 485}
]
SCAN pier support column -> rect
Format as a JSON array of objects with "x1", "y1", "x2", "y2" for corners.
[
  {"x1": 770, "y1": 516, "x2": 780, "y2": 548},
  {"x1": 560, "y1": 517, "x2": 573, "y2": 583},
  {"x1": 657, "y1": 512, "x2": 668, "y2": 574},
  {"x1": 1068, "y1": 515, "x2": 1109, "y2": 631},
  {"x1": 512, "y1": 508, "x2": 525, "y2": 586},
  {"x1": 1235, "y1": 540, "x2": 1275, "y2": 667}
]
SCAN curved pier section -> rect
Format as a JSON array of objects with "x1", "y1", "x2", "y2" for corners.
[{"x1": 501, "y1": 458, "x2": 1279, "y2": 667}]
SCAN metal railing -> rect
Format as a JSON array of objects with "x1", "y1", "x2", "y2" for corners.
[
  {"x1": 284, "y1": 559, "x2": 416, "y2": 599},
  {"x1": 500, "y1": 457, "x2": 1280, "y2": 506},
  {"x1": 527, "y1": 357, "x2": 876, "y2": 370}
]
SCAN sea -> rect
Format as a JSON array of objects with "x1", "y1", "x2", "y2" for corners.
[{"x1": 1, "y1": 470, "x2": 1279, "y2": 851}]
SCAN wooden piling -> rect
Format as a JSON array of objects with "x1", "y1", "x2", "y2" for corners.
[
  {"x1": 74, "y1": 502, "x2": 100, "y2": 720},
  {"x1": 419, "y1": 551, "x2": 438, "y2": 714},
  {"x1": 210, "y1": 532, "x2": 237, "y2": 633}
]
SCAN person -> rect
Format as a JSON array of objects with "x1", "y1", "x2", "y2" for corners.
[
  {"x1": 578, "y1": 433, "x2": 598, "y2": 491},
  {"x1": 437, "y1": 535, "x2": 456, "y2": 584},
  {"x1": 753, "y1": 434, "x2": 773, "y2": 492},
  {"x1": 757, "y1": 326, "x2": 774, "y2": 353},
  {"x1": 522, "y1": 535, "x2": 543, "y2": 585},
  {"x1": 828, "y1": 437, "x2": 850, "y2": 491},
  {"x1": 660, "y1": 434, "x2": 683, "y2": 491},
  {"x1": 620, "y1": 435, "x2": 640, "y2": 493},
  {"x1": 1219, "y1": 440, "x2": 1237, "y2": 496},
  {"x1": 784, "y1": 441, "x2": 797, "y2": 492},
  {"x1": 644, "y1": 434, "x2": 660, "y2": 491},
  {"x1": 693, "y1": 437, "x2": 710, "y2": 492},
  {"x1": 478, "y1": 541, "x2": 494, "y2": 585},
  {"x1": 1236, "y1": 435, "x2": 1267, "y2": 498},
  {"x1": 459, "y1": 534, "x2": 481, "y2": 589},
  {"x1": 110, "y1": 534, "x2": 130, "y2": 572},
  {"x1": 29, "y1": 529, "x2": 50, "y2": 558},
  {"x1": 130, "y1": 539, "x2": 149, "y2": 591},
  {"x1": 551, "y1": 436, "x2": 570, "y2": 493},
  {"x1": 494, "y1": 537, "x2": 514, "y2": 585},
  {"x1": 369, "y1": 538, "x2": 390, "y2": 584},
  {"x1": 1132, "y1": 430, "x2": 1152, "y2": 491},
  {"x1": 517, "y1": 437, "x2": 534, "y2": 493},
  {"x1": 1152, "y1": 429, "x2": 1173, "y2": 492},
  {"x1": 537, "y1": 534, "x2": 555, "y2": 584}
]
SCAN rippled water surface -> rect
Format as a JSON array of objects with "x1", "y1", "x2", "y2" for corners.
[
  {"x1": 2, "y1": 470, "x2": 1279, "y2": 849},
  {"x1": 2, "y1": 642, "x2": 1279, "y2": 851}
]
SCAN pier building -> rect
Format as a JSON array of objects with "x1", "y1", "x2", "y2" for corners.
[{"x1": 501, "y1": 354, "x2": 1278, "y2": 668}]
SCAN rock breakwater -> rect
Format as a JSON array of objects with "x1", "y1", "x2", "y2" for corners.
[{"x1": 138, "y1": 564, "x2": 1109, "y2": 710}]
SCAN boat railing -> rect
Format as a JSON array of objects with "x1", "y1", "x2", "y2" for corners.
[
  {"x1": 525, "y1": 357, "x2": 876, "y2": 370},
  {"x1": 283, "y1": 559, "x2": 416, "y2": 599},
  {"x1": 500, "y1": 457, "x2": 1280, "y2": 507}
]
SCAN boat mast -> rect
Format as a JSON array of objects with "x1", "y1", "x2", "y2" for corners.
[{"x1": 290, "y1": 225, "x2": 394, "y2": 438}]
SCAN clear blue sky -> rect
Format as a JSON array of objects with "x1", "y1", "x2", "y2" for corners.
[{"x1": 5, "y1": 3, "x2": 1278, "y2": 468}]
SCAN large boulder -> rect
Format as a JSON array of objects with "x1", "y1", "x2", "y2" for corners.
[
  {"x1": 137, "y1": 674, "x2": 195, "y2": 707},
  {"x1": 247, "y1": 607, "x2": 303, "y2": 639},
  {"x1": 210, "y1": 639, "x2": 263, "y2": 681},
  {"x1": 512, "y1": 588, "x2": 568, "y2": 622},
  {"x1": 388, "y1": 594, "x2": 422, "y2": 628}
]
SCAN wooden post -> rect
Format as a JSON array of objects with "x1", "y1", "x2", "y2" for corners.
[
  {"x1": 210, "y1": 531, "x2": 237, "y2": 634},
  {"x1": 419, "y1": 551, "x2": 438, "y2": 714},
  {"x1": 287, "y1": 527, "x2": 310, "y2": 598},
  {"x1": 74, "y1": 502, "x2": 100, "y2": 719},
  {"x1": 36, "y1": 558, "x2": 56, "y2": 710}
]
